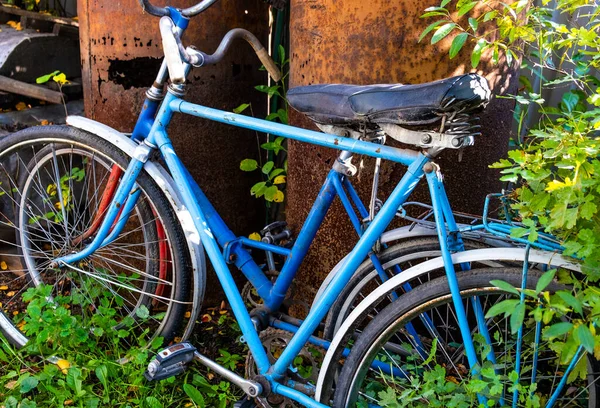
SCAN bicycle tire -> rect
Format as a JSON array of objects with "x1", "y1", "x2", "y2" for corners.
[
  {"x1": 0, "y1": 125, "x2": 191, "y2": 348},
  {"x1": 323, "y1": 237, "x2": 492, "y2": 341},
  {"x1": 332, "y1": 268, "x2": 599, "y2": 407}
]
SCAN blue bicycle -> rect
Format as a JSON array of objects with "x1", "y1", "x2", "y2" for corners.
[{"x1": 0, "y1": 0, "x2": 595, "y2": 406}]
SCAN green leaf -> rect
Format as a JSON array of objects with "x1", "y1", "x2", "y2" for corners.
[
  {"x1": 471, "y1": 38, "x2": 487, "y2": 68},
  {"x1": 557, "y1": 291, "x2": 583, "y2": 315},
  {"x1": 543, "y1": 322, "x2": 573, "y2": 339},
  {"x1": 510, "y1": 302, "x2": 526, "y2": 334},
  {"x1": 145, "y1": 396, "x2": 163, "y2": 408},
  {"x1": 483, "y1": 10, "x2": 497, "y2": 21},
  {"x1": 262, "y1": 161, "x2": 275, "y2": 175},
  {"x1": 431, "y1": 23, "x2": 456, "y2": 44},
  {"x1": 268, "y1": 168, "x2": 285, "y2": 180},
  {"x1": 264, "y1": 185, "x2": 278, "y2": 202},
  {"x1": 484, "y1": 299, "x2": 520, "y2": 318},
  {"x1": 468, "y1": 17, "x2": 478, "y2": 32},
  {"x1": 419, "y1": 20, "x2": 445, "y2": 42},
  {"x1": 574, "y1": 324, "x2": 595, "y2": 353},
  {"x1": 20, "y1": 376, "x2": 39, "y2": 393},
  {"x1": 183, "y1": 384, "x2": 205, "y2": 406},
  {"x1": 535, "y1": 269, "x2": 556, "y2": 294},
  {"x1": 449, "y1": 33, "x2": 468, "y2": 59},
  {"x1": 278, "y1": 44, "x2": 286, "y2": 65},
  {"x1": 251, "y1": 182, "x2": 267, "y2": 197},
  {"x1": 240, "y1": 159, "x2": 258, "y2": 172},
  {"x1": 36, "y1": 70, "x2": 60, "y2": 84},
  {"x1": 95, "y1": 365, "x2": 108, "y2": 389},
  {"x1": 457, "y1": 1, "x2": 478, "y2": 17},
  {"x1": 489, "y1": 279, "x2": 520, "y2": 295},
  {"x1": 135, "y1": 304, "x2": 150, "y2": 320},
  {"x1": 233, "y1": 103, "x2": 250, "y2": 114},
  {"x1": 580, "y1": 201, "x2": 598, "y2": 220}
]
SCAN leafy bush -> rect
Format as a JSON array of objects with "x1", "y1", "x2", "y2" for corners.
[
  {"x1": 369, "y1": 1, "x2": 600, "y2": 406},
  {"x1": 421, "y1": 0, "x2": 600, "y2": 275},
  {"x1": 0, "y1": 285, "x2": 244, "y2": 407}
]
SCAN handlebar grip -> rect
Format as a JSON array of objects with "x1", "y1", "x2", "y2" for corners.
[
  {"x1": 256, "y1": 48, "x2": 283, "y2": 83},
  {"x1": 160, "y1": 17, "x2": 187, "y2": 84}
]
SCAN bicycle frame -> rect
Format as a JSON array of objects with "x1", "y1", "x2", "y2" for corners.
[{"x1": 51, "y1": 8, "x2": 489, "y2": 407}]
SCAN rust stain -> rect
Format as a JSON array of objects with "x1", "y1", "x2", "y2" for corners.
[
  {"x1": 287, "y1": 0, "x2": 520, "y2": 304},
  {"x1": 79, "y1": 0, "x2": 272, "y2": 303}
]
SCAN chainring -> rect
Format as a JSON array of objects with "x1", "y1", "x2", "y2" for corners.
[{"x1": 245, "y1": 328, "x2": 324, "y2": 408}]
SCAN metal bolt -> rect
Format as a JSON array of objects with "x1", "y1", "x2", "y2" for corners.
[
  {"x1": 452, "y1": 138, "x2": 462, "y2": 147},
  {"x1": 421, "y1": 134, "x2": 432, "y2": 144},
  {"x1": 147, "y1": 360, "x2": 159, "y2": 375}
]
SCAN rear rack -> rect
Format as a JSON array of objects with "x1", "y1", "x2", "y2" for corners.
[{"x1": 395, "y1": 194, "x2": 564, "y2": 253}]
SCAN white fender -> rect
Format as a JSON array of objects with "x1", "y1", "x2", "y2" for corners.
[
  {"x1": 312, "y1": 224, "x2": 513, "y2": 308},
  {"x1": 66, "y1": 116, "x2": 205, "y2": 339},
  {"x1": 314, "y1": 247, "x2": 581, "y2": 401}
]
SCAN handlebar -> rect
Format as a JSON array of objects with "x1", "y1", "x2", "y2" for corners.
[
  {"x1": 139, "y1": 0, "x2": 219, "y2": 18},
  {"x1": 159, "y1": 16, "x2": 283, "y2": 84}
]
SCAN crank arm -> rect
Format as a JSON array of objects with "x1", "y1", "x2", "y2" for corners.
[{"x1": 193, "y1": 351, "x2": 262, "y2": 398}]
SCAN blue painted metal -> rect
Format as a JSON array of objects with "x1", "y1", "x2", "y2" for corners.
[
  {"x1": 546, "y1": 345, "x2": 585, "y2": 408},
  {"x1": 180, "y1": 165, "x2": 274, "y2": 302},
  {"x1": 131, "y1": 98, "x2": 160, "y2": 142},
  {"x1": 513, "y1": 245, "x2": 531, "y2": 407},
  {"x1": 101, "y1": 188, "x2": 142, "y2": 247},
  {"x1": 270, "y1": 318, "x2": 407, "y2": 379},
  {"x1": 172, "y1": 100, "x2": 420, "y2": 166},
  {"x1": 342, "y1": 177, "x2": 369, "y2": 219},
  {"x1": 426, "y1": 171, "x2": 485, "y2": 405},
  {"x1": 166, "y1": 6, "x2": 190, "y2": 29},
  {"x1": 269, "y1": 170, "x2": 338, "y2": 310},
  {"x1": 482, "y1": 194, "x2": 563, "y2": 252},
  {"x1": 269, "y1": 154, "x2": 428, "y2": 380},
  {"x1": 153, "y1": 126, "x2": 271, "y2": 373},
  {"x1": 284, "y1": 379, "x2": 316, "y2": 397},
  {"x1": 271, "y1": 383, "x2": 329, "y2": 408},
  {"x1": 238, "y1": 237, "x2": 291, "y2": 257},
  {"x1": 54, "y1": 157, "x2": 146, "y2": 266},
  {"x1": 331, "y1": 174, "x2": 363, "y2": 235},
  {"x1": 531, "y1": 306, "x2": 542, "y2": 389}
]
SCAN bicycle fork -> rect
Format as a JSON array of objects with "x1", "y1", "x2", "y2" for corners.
[{"x1": 51, "y1": 142, "x2": 154, "y2": 267}]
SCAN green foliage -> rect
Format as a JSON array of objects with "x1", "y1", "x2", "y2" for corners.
[
  {"x1": 0, "y1": 285, "x2": 243, "y2": 407},
  {"x1": 373, "y1": 339, "x2": 538, "y2": 408},
  {"x1": 235, "y1": 45, "x2": 290, "y2": 209},
  {"x1": 419, "y1": 0, "x2": 600, "y2": 357}
]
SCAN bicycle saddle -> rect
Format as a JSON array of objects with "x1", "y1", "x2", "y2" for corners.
[{"x1": 287, "y1": 73, "x2": 491, "y2": 127}]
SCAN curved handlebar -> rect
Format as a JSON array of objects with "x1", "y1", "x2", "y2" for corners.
[
  {"x1": 139, "y1": 0, "x2": 219, "y2": 17},
  {"x1": 159, "y1": 17, "x2": 283, "y2": 84}
]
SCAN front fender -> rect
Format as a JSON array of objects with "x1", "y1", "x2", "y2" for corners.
[{"x1": 66, "y1": 116, "x2": 205, "y2": 339}]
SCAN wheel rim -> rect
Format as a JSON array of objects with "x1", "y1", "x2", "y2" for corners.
[
  {"x1": 344, "y1": 286, "x2": 596, "y2": 408},
  {"x1": 0, "y1": 140, "x2": 180, "y2": 346}
]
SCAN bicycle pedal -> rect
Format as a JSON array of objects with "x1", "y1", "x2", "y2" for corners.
[
  {"x1": 233, "y1": 396, "x2": 257, "y2": 408},
  {"x1": 144, "y1": 342, "x2": 196, "y2": 381}
]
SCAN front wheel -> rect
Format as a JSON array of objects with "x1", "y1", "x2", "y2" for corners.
[
  {"x1": 333, "y1": 268, "x2": 600, "y2": 408},
  {"x1": 0, "y1": 125, "x2": 191, "y2": 349}
]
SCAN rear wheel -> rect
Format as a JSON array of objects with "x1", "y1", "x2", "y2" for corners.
[
  {"x1": 0, "y1": 126, "x2": 190, "y2": 348},
  {"x1": 332, "y1": 269, "x2": 600, "y2": 408}
]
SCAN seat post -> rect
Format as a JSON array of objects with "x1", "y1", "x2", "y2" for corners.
[{"x1": 332, "y1": 150, "x2": 357, "y2": 177}]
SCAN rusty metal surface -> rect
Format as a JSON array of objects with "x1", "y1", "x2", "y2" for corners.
[
  {"x1": 78, "y1": 0, "x2": 271, "y2": 301},
  {"x1": 286, "y1": 0, "x2": 519, "y2": 302}
]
